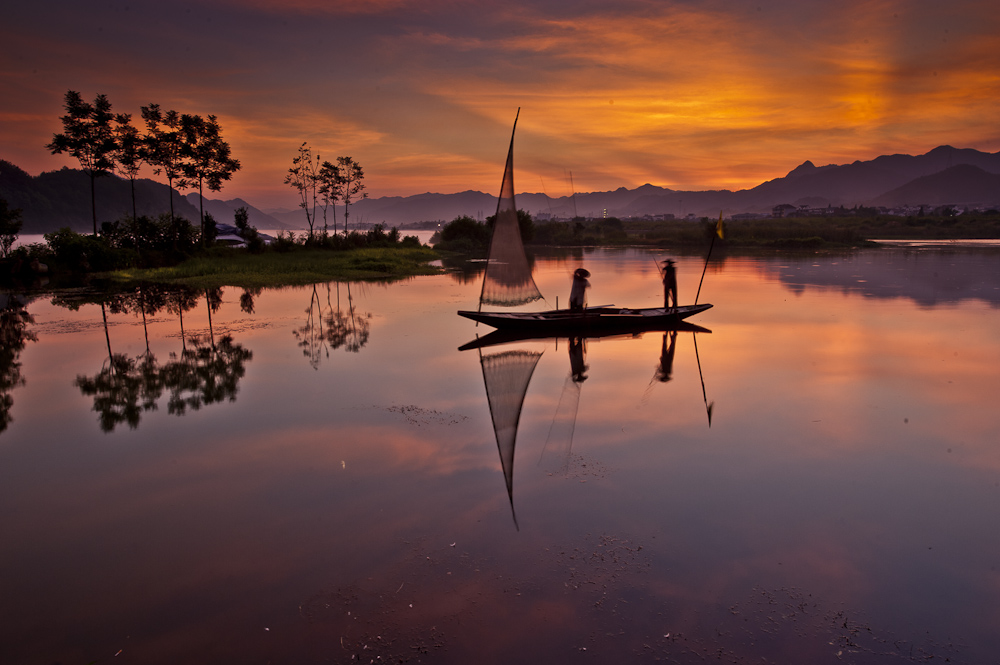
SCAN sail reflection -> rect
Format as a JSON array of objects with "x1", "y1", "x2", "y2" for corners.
[
  {"x1": 463, "y1": 322, "x2": 713, "y2": 528},
  {"x1": 478, "y1": 348, "x2": 543, "y2": 530}
]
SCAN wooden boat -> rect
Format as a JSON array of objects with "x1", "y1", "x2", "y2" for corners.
[
  {"x1": 460, "y1": 109, "x2": 712, "y2": 332},
  {"x1": 458, "y1": 303, "x2": 712, "y2": 335}
]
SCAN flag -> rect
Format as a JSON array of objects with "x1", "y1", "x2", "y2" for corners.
[{"x1": 716, "y1": 212, "x2": 725, "y2": 239}]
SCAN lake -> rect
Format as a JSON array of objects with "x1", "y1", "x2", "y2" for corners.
[{"x1": 2, "y1": 245, "x2": 999, "y2": 664}]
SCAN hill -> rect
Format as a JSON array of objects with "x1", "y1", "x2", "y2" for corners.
[{"x1": 4, "y1": 145, "x2": 1000, "y2": 233}]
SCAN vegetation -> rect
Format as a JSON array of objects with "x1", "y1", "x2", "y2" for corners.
[
  {"x1": 177, "y1": 114, "x2": 240, "y2": 243},
  {"x1": 434, "y1": 210, "x2": 535, "y2": 253},
  {"x1": 1, "y1": 198, "x2": 22, "y2": 259},
  {"x1": 285, "y1": 144, "x2": 368, "y2": 239},
  {"x1": 46, "y1": 91, "x2": 117, "y2": 235},
  {"x1": 45, "y1": 91, "x2": 241, "y2": 237},
  {"x1": 108, "y1": 246, "x2": 438, "y2": 289},
  {"x1": 80, "y1": 223, "x2": 432, "y2": 289}
]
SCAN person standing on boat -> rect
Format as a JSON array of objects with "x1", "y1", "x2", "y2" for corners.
[
  {"x1": 569, "y1": 268, "x2": 591, "y2": 311},
  {"x1": 661, "y1": 259, "x2": 678, "y2": 310}
]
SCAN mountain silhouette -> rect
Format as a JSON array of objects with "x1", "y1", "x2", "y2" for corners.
[{"x1": 4, "y1": 145, "x2": 999, "y2": 233}]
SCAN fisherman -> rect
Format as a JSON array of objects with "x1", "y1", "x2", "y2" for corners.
[
  {"x1": 569, "y1": 268, "x2": 591, "y2": 311},
  {"x1": 661, "y1": 259, "x2": 678, "y2": 310}
]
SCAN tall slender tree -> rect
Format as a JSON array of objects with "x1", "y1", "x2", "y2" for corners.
[
  {"x1": 46, "y1": 90, "x2": 117, "y2": 235},
  {"x1": 334, "y1": 156, "x2": 367, "y2": 235},
  {"x1": 317, "y1": 160, "x2": 342, "y2": 236},
  {"x1": 140, "y1": 104, "x2": 185, "y2": 219},
  {"x1": 111, "y1": 113, "x2": 145, "y2": 220},
  {"x1": 284, "y1": 143, "x2": 321, "y2": 238},
  {"x1": 178, "y1": 114, "x2": 241, "y2": 243}
]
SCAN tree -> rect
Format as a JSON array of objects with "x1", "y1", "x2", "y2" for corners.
[
  {"x1": 140, "y1": 103, "x2": 185, "y2": 219},
  {"x1": 111, "y1": 113, "x2": 145, "y2": 220},
  {"x1": 284, "y1": 143, "x2": 321, "y2": 238},
  {"x1": 0, "y1": 198, "x2": 23, "y2": 259},
  {"x1": 334, "y1": 156, "x2": 367, "y2": 234},
  {"x1": 178, "y1": 114, "x2": 241, "y2": 243},
  {"x1": 317, "y1": 160, "x2": 341, "y2": 236},
  {"x1": 46, "y1": 90, "x2": 117, "y2": 236}
]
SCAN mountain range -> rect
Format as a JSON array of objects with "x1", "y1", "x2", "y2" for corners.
[{"x1": 3, "y1": 145, "x2": 999, "y2": 234}]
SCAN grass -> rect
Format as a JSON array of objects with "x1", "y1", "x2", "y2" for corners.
[{"x1": 106, "y1": 246, "x2": 442, "y2": 289}]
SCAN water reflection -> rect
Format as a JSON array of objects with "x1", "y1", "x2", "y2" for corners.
[
  {"x1": 293, "y1": 283, "x2": 372, "y2": 368},
  {"x1": 0, "y1": 294, "x2": 37, "y2": 434},
  {"x1": 767, "y1": 249, "x2": 1000, "y2": 306},
  {"x1": 63, "y1": 286, "x2": 253, "y2": 432},
  {"x1": 465, "y1": 323, "x2": 713, "y2": 528}
]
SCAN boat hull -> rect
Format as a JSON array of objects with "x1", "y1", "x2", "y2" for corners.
[{"x1": 458, "y1": 303, "x2": 712, "y2": 334}]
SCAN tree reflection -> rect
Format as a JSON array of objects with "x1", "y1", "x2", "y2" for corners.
[
  {"x1": 294, "y1": 282, "x2": 371, "y2": 368},
  {"x1": 0, "y1": 294, "x2": 38, "y2": 435},
  {"x1": 72, "y1": 286, "x2": 252, "y2": 431},
  {"x1": 160, "y1": 334, "x2": 252, "y2": 415},
  {"x1": 75, "y1": 352, "x2": 163, "y2": 432}
]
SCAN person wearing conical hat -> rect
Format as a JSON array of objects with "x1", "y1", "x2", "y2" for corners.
[
  {"x1": 662, "y1": 259, "x2": 677, "y2": 310},
  {"x1": 569, "y1": 268, "x2": 590, "y2": 311}
]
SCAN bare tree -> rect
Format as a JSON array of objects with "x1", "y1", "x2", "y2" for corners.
[
  {"x1": 46, "y1": 90, "x2": 117, "y2": 235},
  {"x1": 284, "y1": 143, "x2": 321, "y2": 238},
  {"x1": 317, "y1": 160, "x2": 342, "y2": 236},
  {"x1": 334, "y1": 156, "x2": 367, "y2": 235}
]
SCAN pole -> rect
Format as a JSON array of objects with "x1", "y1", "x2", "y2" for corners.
[{"x1": 694, "y1": 234, "x2": 715, "y2": 305}]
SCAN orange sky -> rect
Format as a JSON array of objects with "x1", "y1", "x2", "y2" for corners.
[{"x1": 2, "y1": 0, "x2": 999, "y2": 208}]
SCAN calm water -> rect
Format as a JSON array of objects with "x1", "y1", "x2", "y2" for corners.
[{"x1": 2, "y1": 247, "x2": 999, "y2": 664}]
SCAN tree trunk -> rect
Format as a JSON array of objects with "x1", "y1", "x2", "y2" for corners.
[
  {"x1": 90, "y1": 172, "x2": 98, "y2": 236},
  {"x1": 199, "y1": 177, "x2": 205, "y2": 246},
  {"x1": 130, "y1": 178, "x2": 137, "y2": 220},
  {"x1": 168, "y1": 175, "x2": 175, "y2": 220}
]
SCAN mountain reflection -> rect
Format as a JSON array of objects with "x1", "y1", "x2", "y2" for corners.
[
  {"x1": 768, "y1": 249, "x2": 1000, "y2": 306},
  {"x1": 294, "y1": 283, "x2": 372, "y2": 368},
  {"x1": 0, "y1": 294, "x2": 38, "y2": 435},
  {"x1": 62, "y1": 286, "x2": 252, "y2": 432},
  {"x1": 464, "y1": 323, "x2": 712, "y2": 528}
]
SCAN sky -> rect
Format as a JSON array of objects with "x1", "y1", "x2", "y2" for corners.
[{"x1": 2, "y1": 0, "x2": 999, "y2": 210}]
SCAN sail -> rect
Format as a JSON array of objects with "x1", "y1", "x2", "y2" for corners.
[
  {"x1": 479, "y1": 348, "x2": 543, "y2": 526},
  {"x1": 480, "y1": 111, "x2": 544, "y2": 307}
]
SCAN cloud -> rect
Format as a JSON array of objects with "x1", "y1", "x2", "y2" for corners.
[{"x1": 3, "y1": 0, "x2": 998, "y2": 207}]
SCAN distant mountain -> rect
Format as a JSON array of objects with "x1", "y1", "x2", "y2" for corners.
[
  {"x1": 868, "y1": 164, "x2": 1000, "y2": 208},
  {"x1": 4, "y1": 145, "x2": 1000, "y2": 234},
  {"x1": 182, "y1": 193, "x2": 291, "y2": 231}
]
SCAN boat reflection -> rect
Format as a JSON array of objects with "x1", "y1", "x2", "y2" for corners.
[{"x1": 461, "y1": 321, "x2": 713, "y2": 528}]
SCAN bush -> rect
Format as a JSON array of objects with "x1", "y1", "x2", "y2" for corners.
[
  {"x1": 44, "y1": 227, "x2": 134, "y2": 272},
  {"x1": 435, "y1": 215, "x2": 490, "y2": 253}
]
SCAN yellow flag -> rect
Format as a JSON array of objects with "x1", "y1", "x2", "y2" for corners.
[{"x1": 716, "y1": 212, "x2": 725, "y2": 239}]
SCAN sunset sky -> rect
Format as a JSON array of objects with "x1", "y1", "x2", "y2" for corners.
[{"x1": 3, "y1": 0, "x2": 999, "y2": 209}]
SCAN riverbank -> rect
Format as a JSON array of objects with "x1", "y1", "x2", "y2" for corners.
[{"x1": 105, "y1": 246, "x2": 441, "y2": 289}]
